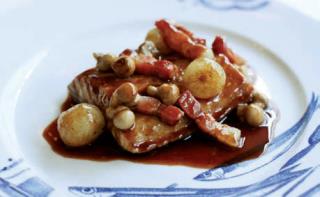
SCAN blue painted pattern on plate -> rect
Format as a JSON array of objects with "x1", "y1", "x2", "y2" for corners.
[
  {"x1": 194, "y1": 94, "x2": 319, "y2": 182},
  {"x1": 1, "y1": 94, "x2": 319, "y2": 196},
  {"x1": 0, "y1": 158, "x2": 53, "y2": 197},
  {"x1": 68, "y1": 93, "x2": 320, "y2": 196},
  {"x1": 68, "y1": 166, "x2": 316, "y2": 196},
  {"x1": 180, "y1": 0, "x2": 270, "y2": 10}
]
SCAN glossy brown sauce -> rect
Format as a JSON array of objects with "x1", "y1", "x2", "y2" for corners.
[{"x1": 43, "y1": 96, "x2": 278, "y2": 168}]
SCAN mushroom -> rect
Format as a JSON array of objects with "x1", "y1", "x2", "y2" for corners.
[
  {"x1": 113, "y1": 108, "x2": 135, "y2": 130},
  {"x1": 146, "y1": 83, "x2": 180, "y2": 105},
  {"x1": 138, "y1": 40, "x2": 160, "y2": 57},
  {"x1": 236, "y1": 103, "x2": 265, "y2": 127},
  {"x1": 108, "y1": 82, "x2": 183, "y2": 129},
  {"x1": 245, "y1": 103, "x2": 265, "y2": 127},
  {"x1": 107, "y1": 83, "x2": 138, "y2": 130},
  {"x1": 93, "y1": 53, "x2": 118, "y2": 71},
  {"x1": 111, "y1": 56, "x2": 136, "y2": 78},
  {"x1": 109, "y1": 82, "x2": 138, "y2": 107},
  {"x1": 236, "y1": 103, "x2": 247, "y2": 122},
  {"x1": 105, "y1": 105, "x2": 128, "y2": 119},
  {"x1": 106, "y1": 105, "x2": 135, "y2": 131},
  {"x1": 146, "y1": 85, "x2": 158, "y2": 97},
  {"x1": 252, "y1": 91, "x2": 268, "y2": 109}
]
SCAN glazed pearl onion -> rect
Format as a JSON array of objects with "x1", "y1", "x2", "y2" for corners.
[
  {"x1": 182, "y1": 57, "x2": 226, "y2": 99},
  {"x1": 111, "y1": 56, "x2": 135, "y2": 78},
  {"x1": 199, "y1": 48, "x2": 214, "y2": 59},
  {"x1": 113, "y1": 108, "x2": 135, "y2": 130},
  {"x1": 57, "y1": 103, "x2": 105, "y2": 147}
]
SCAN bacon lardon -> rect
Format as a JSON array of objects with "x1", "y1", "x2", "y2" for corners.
[
  {"x1": 155, "y1": 19, "x2": 207, "y2": 59},
  {"x1": 135, "y1": 56, "x2": 178, "y2": 80},
  {"x1": 135, "y1": 96, "x2": 184, "y2": 126},
  {"x1": 178, "y1": 91, "x2": 244, "y2": 148},
  {"x1": 212, "y1": 36, "x2": 245, "y2": 65}
]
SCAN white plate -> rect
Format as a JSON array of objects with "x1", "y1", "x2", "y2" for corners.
[{"x1": 1, "y1": 0, "x2": 320, "y2": 196}]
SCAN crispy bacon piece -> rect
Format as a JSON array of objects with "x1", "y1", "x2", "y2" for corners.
[
  {"x1": 155, "y1": 60, "x2": 177, "y2": 79},
  {"x1": 135, "y1": 56, "x2": 178, "y2": 80},
  {"x1": 155, "y1": 19, "x2": 207, "y2": 59},
  {"x1": 178, "y1": 91, "x2": 245, "y2": 148},
  {"x1": 175, "y1": 24, "x2": 206, "y2": 45},
  {"x1": 212, "y1": 36, "x2": 245, "y2": 65},
  {"x1": 135, "y1": 96, "x2": 184, "y2": 126},
  {"x1": 135, "y1": 96, "x2": 161, "y2": 115},
  {"x1": 196, "y1": 113, "x2": 245, "y2": 148},
  {"x1": 159, "y1": 105, "x2": 184, "y2": 126},
  {"x1": 178, "y1": 90, "x2": 202, "y2": 119}
]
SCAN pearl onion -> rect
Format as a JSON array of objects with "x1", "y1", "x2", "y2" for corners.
[{"x1": 57, "y1": 103, "x2": 105, "y2": 147}]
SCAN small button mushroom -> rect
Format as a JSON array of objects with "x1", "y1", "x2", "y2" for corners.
[
  {"x1": 116, "y1": 82, "x2": 138, "y2": 105},
  {"x1": 138, "y1": 41, "x2": 160, "y2": 57},
  {"x1": 145, "y1": 28, "x2": 171, "y2": 54},
  {"x1": 57, "y1": 103, "x2": 105, "y2": 147},
  {"x1": 109, "y1": 83, "x2": 138, "y2": 107},
  {"x1": 158, "y1": 84, "x2": 180, "y2": 105},
  {"x1": 252, "y1": 91, "x2": 269, "y2": 109},
  {"x1": 111, "y1": 56, "x2": 135, "y2": 78},
  {"x1": 93, "y1": 53, "x2": 118, "y2": 71},
  {"x1": 236, "y1": 103, "x2": 248, "y2": 122},
  {"x1": 113, "y1": 108, "x2": 135, "y2": 130},
  {"x1": 146, "y1": 85, "x2": 158, "y2": 97},
  {"x1": 105, "y1": 105, "x2": 128, "y2": 119},
  {"x1": 245, "y1": 103, "x2": 265, "y2": 127},
  {"x1": 146, "y1": 84, "x2": 180, "y2": 105}
]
